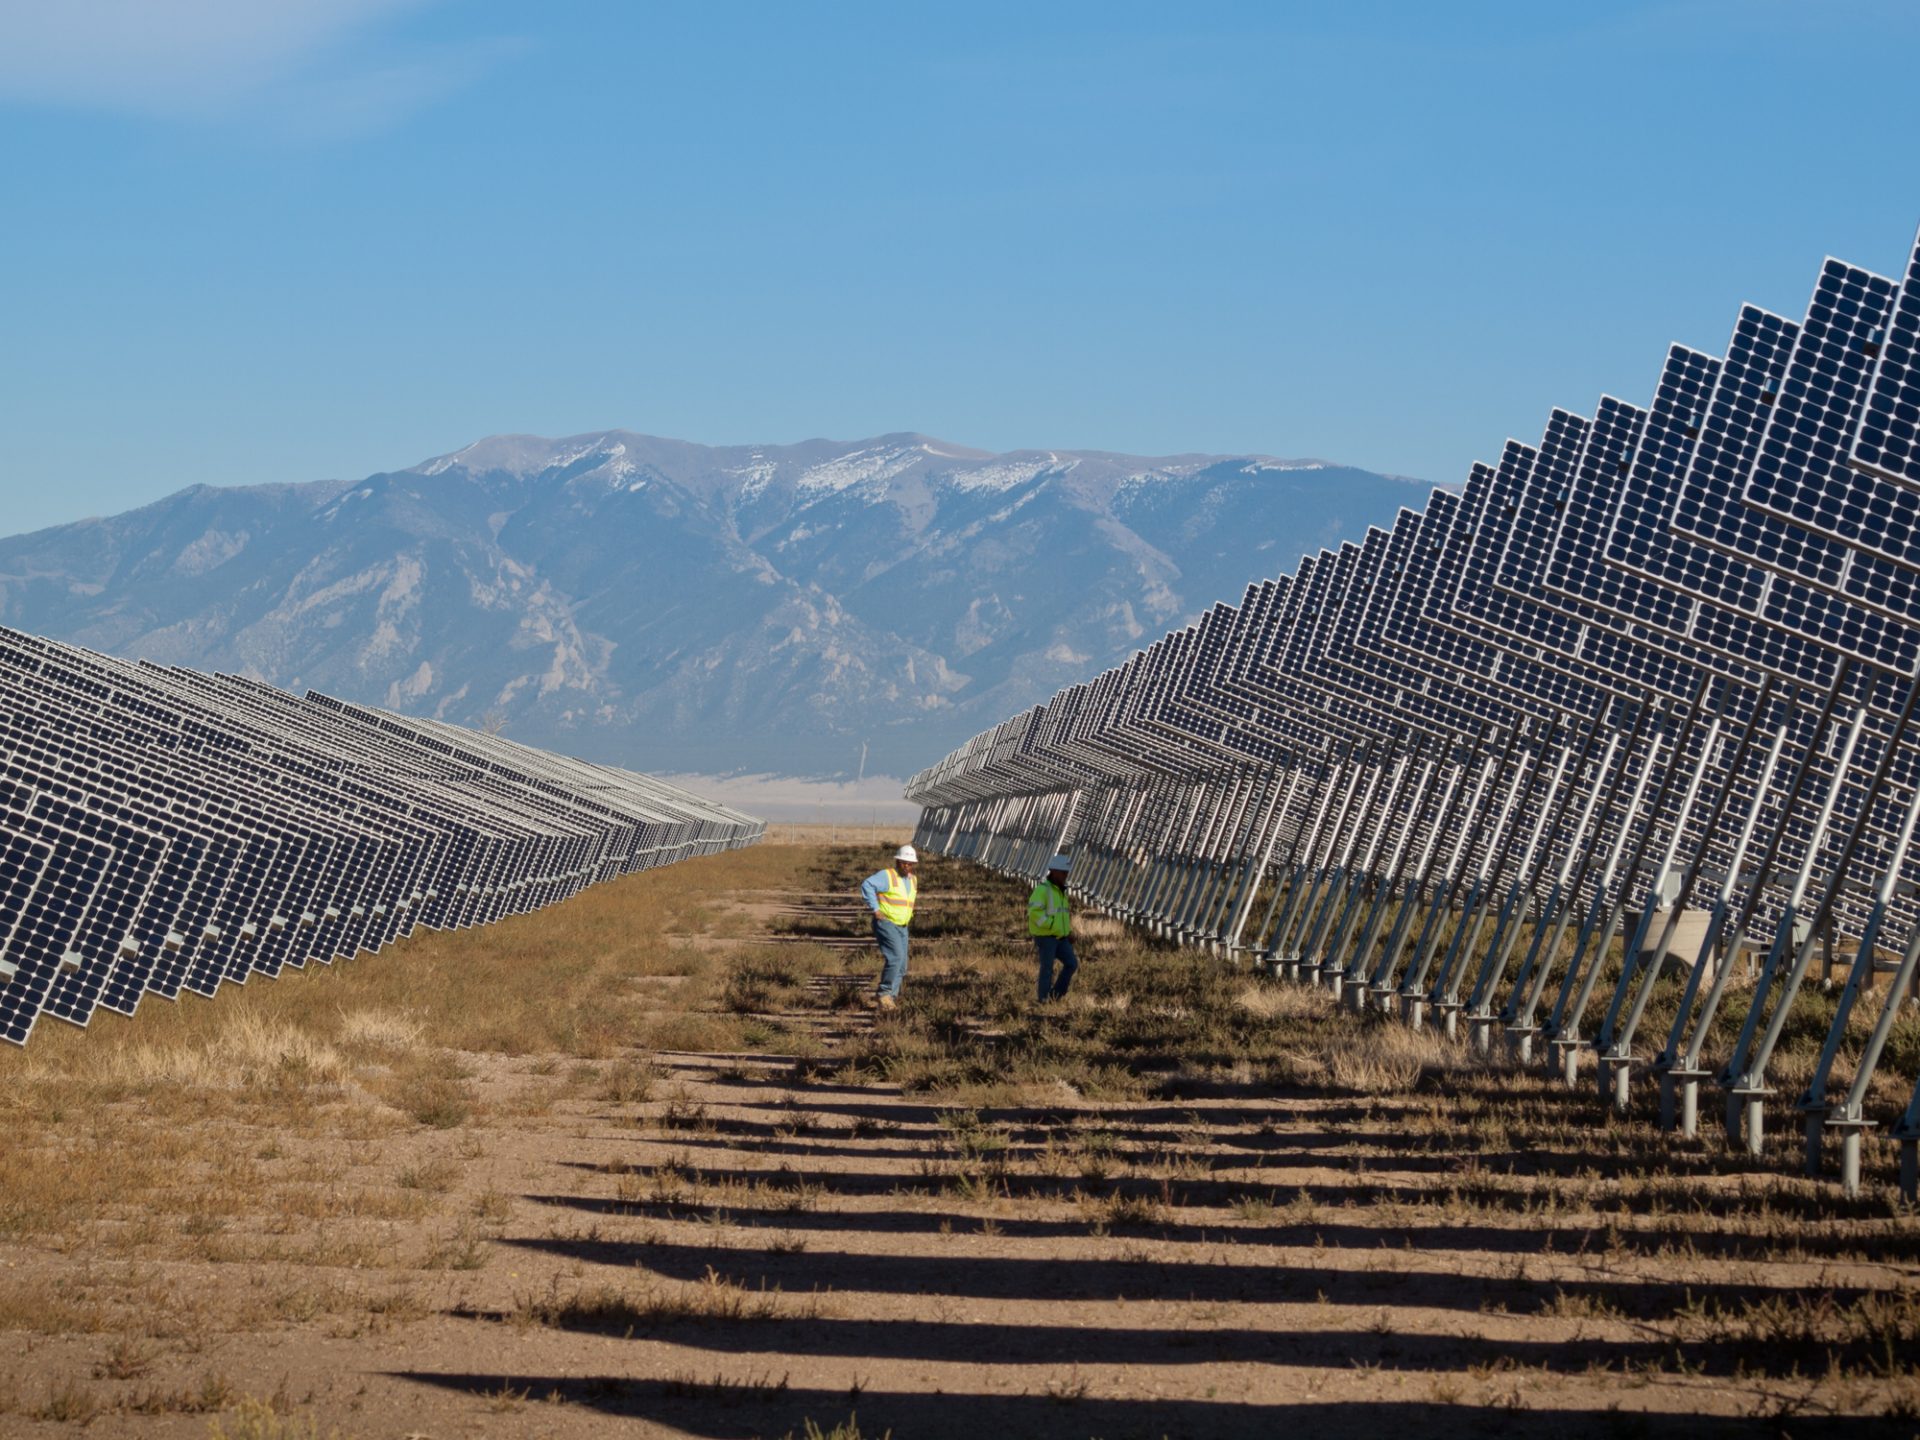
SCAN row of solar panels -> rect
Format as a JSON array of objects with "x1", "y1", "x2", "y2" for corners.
[
  {"x1": 0, "y1": 626, "x2": 763, "y2": 1046},
  {"x1": 906, "y1": 219, "x2": 1920, "y2": 1200}
]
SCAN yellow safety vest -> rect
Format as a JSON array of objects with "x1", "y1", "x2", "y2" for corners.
[
  {"x1": 875, "y1": 869, "x2": 917, "y2": 927},
  {"x1": 1028, "y1": 880, "x2": 1070, "y2": 938}
]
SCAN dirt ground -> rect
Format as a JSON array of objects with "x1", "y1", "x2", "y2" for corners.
[{"x1": 1, "y1": 844, "x2": 1916, "y2": 1440}]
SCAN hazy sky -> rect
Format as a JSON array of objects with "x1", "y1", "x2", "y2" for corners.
[{"x1": 2, "y1": 0, "x2": 1917, "y2": 535}]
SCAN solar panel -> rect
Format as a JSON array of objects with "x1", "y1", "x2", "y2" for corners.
[
  {"x1": 1664, "y1": 266, "x2": 1920, "y2": 652},
  {"x1": 0, "y1": 624, "x2": 762, "y2": 1046},
  {"x1": 903, "y1": 218, "x2": 1920, "y2": 1203},
  {"x1": 1853, "y1": 224, "x2": 1920, "y2": 491}
]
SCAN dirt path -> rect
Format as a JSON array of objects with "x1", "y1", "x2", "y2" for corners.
[{"x1": 1, "y1": 847, "x2": 1916, "y2": 1439}]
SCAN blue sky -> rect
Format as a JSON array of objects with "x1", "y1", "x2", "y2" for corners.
[{"x1": 2, "y1": 0, "x2": 1917, "y2": 535}]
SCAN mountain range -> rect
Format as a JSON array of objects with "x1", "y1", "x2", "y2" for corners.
[{"x1": 0, "y1": 431, "x2": 1426, "y2": 777}]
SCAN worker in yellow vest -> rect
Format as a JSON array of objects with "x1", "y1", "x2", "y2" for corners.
[
  {"x1": 860, "y1": 845, "x2": 919, "y2": 1010},
  {"x1": 1029, "y1": 854, "x2": 1078, "y2": 1002}
]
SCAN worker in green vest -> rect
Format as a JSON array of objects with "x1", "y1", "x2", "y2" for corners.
[
  {"x1": 1029, "y1": 853, "x2": 1078, "y2": 1002},
  {"x1": 860, "y1": 845, "x2": 919, "y2": 1011}
]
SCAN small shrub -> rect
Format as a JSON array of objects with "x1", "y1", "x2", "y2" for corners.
[
  {"x1": 404, "y1": 1080, "x2": 476, "y2": 1129},
  {"x1": 597, "y1": 1058, "x2": 659, "y2": 1104}
]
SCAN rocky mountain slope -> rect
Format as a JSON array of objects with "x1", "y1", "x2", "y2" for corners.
[{"x1": 0, "y1": 432, "x2": 1424, "y2": 776}]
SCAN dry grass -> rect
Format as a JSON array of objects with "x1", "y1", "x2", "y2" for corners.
[
  {"x1": 510, "y1": 1264, "x2": 805, "y2": 1331},
  {"x1": 206, "y1": 1396, "x2": 344, "y2": 1440},
  {"x1": 0, "y1": 846, "x2": 813, "y2": 1347},
  {"x1": 11, "y1": 842, "x2": 801, "y2": 1077},
  {"x1": 810, "y1": 857, "x2": 1473, "y2": 1107},
  {"x1": 5, "y1": 840, "x2": 1920, "y2": 1437}
]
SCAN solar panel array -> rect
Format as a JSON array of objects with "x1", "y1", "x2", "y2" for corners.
[
  {"x1": 907, "y1": 220, "x2": 1920, "y2": 1202},
  {"x1": 0, "y1": 627, "x2": 762, "y2": 1047}
]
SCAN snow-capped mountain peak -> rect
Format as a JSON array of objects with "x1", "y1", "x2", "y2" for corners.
[{"x1": 0, "y1": 430, "x2": 1425, "y2": 776}]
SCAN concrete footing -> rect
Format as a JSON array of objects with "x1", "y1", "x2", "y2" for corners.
[
  {"x1": 1658, "y1": 1068, "x2": 1708, "y2": 1136},
  {"x1": 1548, "y1": 1039, "x2": 1580, "y2": 1088},
  {"x1": 1725, "y1": 1091, "x2": 1767, "y2": 1157},
  {"x1": 1467, "y1": 1014, "x2": 1497, "y2": 1058},
  {"x1": 1598, "y1": 1054, "x2": 1630, "y2": 1113}
]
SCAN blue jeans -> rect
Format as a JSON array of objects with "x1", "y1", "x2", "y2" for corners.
[
  {"x1": 873, "y1": 917, "x2": 910, "y2": 996},
  {"x1": 1035, "y1": 935, "x2": 1079, "y2": 1001}
]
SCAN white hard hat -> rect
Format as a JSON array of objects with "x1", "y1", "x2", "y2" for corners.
[
  {"x1": 895, "y1": 845, "x2": 919, "y2": 864},
  {"x1": 1048, "y1": 853, "x2": 1073, "y2": 872}
]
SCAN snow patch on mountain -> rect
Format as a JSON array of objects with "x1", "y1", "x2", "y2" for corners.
[
  {"x1": 796, "y1": 444, "x2": 920, "y2": 497},
  {"x1": 1113, "y1": 467, "x2": 1201, "y2": 501},
  {"x1": 728, "y1": 455, "x2": 779, "y2": 503},
  {"x1": 939, "y1": 456, "x2": 1052, "y2": 494},
  {"x1": 573, "y1": 443, "x2": 641, "y2": 489},
  {"x1": 547, "y1": 439, "x2": 609, "y2": 472}
]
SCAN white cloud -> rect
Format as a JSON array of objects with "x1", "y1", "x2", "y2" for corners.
[{"x1": 0, "y1": 0, "x2": 510, "y2": 134}]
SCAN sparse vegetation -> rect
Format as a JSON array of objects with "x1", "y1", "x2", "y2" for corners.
[{"x1": 2, "y1": 838, "x2": 1916, "y2": 1436}]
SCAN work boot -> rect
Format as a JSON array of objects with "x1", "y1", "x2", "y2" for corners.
[{"x1": 876, "y1": 994, "x2": 898, "y2": 1012}]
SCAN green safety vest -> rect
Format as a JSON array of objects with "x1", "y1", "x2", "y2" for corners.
[
  {"x1": 1028, "y1": 880, "x2": 1070, "y2": 938},
  {"x1": 875, "y1": 869, "x2": 917, "y2": 926}
]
